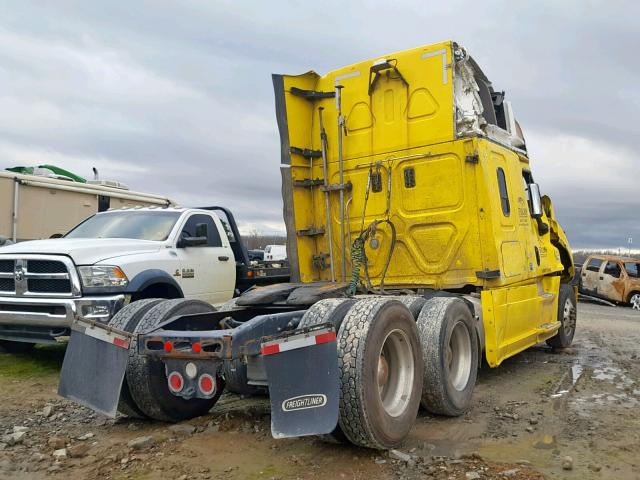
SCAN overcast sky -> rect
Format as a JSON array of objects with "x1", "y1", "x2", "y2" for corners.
[{"x1": 1, "y1": 1, "x2": 638, "y2": 248}]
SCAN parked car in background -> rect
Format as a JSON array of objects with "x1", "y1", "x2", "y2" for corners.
[
  {"x1": 264, "y1": 244, "x2": 286, "y2": 261},
  {"x1": 580, "y1": 255, "x2": 640, "y2": 306}
]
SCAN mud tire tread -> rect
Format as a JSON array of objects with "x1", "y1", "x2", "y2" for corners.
[
  {"x1": 337, "y1": 298, "x2": 422, "y2": 449},
  {"x1": 108, "y1": 298, "x2": 164, "y2": 418},
  {"x1": 546, "y1": 284, "x2": 577, "y2": 348},
  {"x1": 417, "y1": 297, "x2": 478, "y2": 416}
]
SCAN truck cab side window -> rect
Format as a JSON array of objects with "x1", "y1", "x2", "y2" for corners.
[
  {"x1": 497, "y1": 167, "x2": 510, "y2": 216},
  {"x1": 586, "y1": 258, "x2": 603, "y2": 272},
  {"x1": 181, "y1": 214, "x2": 222, "y2": 247},
  {"x1": 604, "y1": 261, "x2": 621, "y2": 278}
]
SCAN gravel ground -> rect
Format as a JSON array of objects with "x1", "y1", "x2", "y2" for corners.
[{"x1": 0, "y1": 301, "x2": 638, "y2": 479}]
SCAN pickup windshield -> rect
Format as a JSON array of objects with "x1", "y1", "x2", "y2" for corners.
[{"x1": 65, "y1": 211, "x2": 181, "y2": 241}]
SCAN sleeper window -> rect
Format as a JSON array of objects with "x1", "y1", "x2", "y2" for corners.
[{"x1": 497, "y1": 167, "x2": 510, "y2": 216}]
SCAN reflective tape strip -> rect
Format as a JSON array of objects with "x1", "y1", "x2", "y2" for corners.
[
  {"x1": 335, "y1": 70, "x2": 361, "y2": 84},
  {"x1": 82, "y1": 326, "x2": 130, "y2": 350},
  {"x1": 261, "y1": 329, "x2": 336, "y2": 356}
]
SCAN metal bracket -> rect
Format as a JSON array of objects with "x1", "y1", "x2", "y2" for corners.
[
  {"x1": 293, "y1": 179, "x2": 325, "y2": 188},
  {"x1": 320, "y1": 181, "x2": 352, "y2": 193},
  {"x1": 465, "y1": 154, "x2": 479, "y2": 164},
  {"x1": 312, "y1": 253, "x2": 330, "y2": 271},
  {"x1": 297, "y1": 227, "x2": 326, "y2": 237},
  {"x1": 290, "y1": 87, "x2": 336, "y2": 100},
  {"x1": 476, "y1": 269, "x2": 501, "y2": 279},
  {"x1": 290, "y1": 146, "x2": 322, "y2": 159}
]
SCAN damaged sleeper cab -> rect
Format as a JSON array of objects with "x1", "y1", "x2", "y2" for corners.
[{"x1": 58, "y1": 40, "x2": 576, "y2": 450}]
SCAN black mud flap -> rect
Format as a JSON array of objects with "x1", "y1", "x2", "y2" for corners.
[
  {"x1": 262, "y1": 326, "x2": 339, "y2": 438},
  {"x1": 58, "y1": 323, "x2": 131, "y2": 418}
]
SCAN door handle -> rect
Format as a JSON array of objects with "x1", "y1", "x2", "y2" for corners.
[
  {"x1": 599, "y1": 276, "x2": 604, "y2": 280},
  {"x1": 218, "y1": 256, "x2": 229, "y2": 261}
]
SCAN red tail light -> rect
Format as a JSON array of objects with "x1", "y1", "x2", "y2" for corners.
[
  {"x1": 167, "y1": 372, "x2": 184, "y2": 393},
  {"x1": 198, "y1": 374, "x2": 216, "y2": 396},
  {"x1": 192, "y1": 342, "x2": 202, "y2": 354},
  {"x1": 163, "y1": 341, "x2": 173, "y2": 353}
]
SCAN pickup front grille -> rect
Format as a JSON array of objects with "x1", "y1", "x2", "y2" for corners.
[
  {"x1": 0, "y1": 256, "x2": 77, "y2": 297},
  {"x1": 0, "y1": 278, "x2": 15, "y2": 292},
  {"x1": 27, "y1": 260, "x2": 67, "y2": 274},
  {"x1": 28, "y1": 279, "x2": 72, "y2": 294}
]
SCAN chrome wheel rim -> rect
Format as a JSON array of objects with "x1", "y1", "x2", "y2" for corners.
[
  {"x1": 446, "y1": 321, "x2": 472, "y2": 391},
  {"x1": 377, "y1": 329, "x2": 414, "y2": 417},
  {"x1": 563, "y1": 298, "x2": 577, "y2": 337}
]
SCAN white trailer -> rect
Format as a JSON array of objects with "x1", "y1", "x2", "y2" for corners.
[{"x1": 0, "y1": 170, "x2": 174, "y2": 243}]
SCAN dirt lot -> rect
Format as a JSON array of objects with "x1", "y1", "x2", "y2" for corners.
[{"x1": 0, "y1": 302, "x2": 639, "y2": 480}]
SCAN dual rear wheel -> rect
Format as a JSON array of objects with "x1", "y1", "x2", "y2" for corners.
[
  {"x1": 303, "y1": 296, "x2": 478, "y2": 449},
  {"x1": 113, "y1": 296, "x2": 479, "y2": 448}
]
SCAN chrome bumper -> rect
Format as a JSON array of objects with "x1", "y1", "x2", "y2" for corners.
[{"x1": 0, "y1": 294, "x2": 127, "y2": 329}]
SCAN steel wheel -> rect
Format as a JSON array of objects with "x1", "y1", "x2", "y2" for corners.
[
  {"x1": 446, "y1": 321, "x2": 472, "y2": 392},
  {"x1": 562, "y1": 298, "x2": 577, "y2": 337},
  {"x1": 378, "y1": 329, "x2": 415, "y2": 417},
  {"x1": 630, "y1": 293, "x2": 640, "y2": 310}
]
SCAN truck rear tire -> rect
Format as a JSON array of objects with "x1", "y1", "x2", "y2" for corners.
[
  {"x1": 337, "y1": 298, "x2": 423, "y2": 449},
  {"x1": 299, "y1": 298, "x2": 356, "y2": 330},
  {"x1": 0, "y1": 340, "x2": 35, "y2": 354},
  {"x1": 222, "y1": 358, "x2": 262, "y2": 396},
  {"x1": 546, "y1": 284, "x2": 577, "y2": 349},
  {"x1": 417, "y1": 297, "x2": 478, "y2": 416},
  {"x1": 107, "y1": 298, "x2": 164, "y2": 419},
  {"x1": 127, "y1": 299, "x2": 224, "y2": 422},
  {"x1": 394, "y1": 296, "x2": 427, "y2": 319}
]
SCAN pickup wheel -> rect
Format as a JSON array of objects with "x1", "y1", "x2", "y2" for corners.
[
  {"x1": 337, "y1": 298, "x2": 423, "y2": 449},
  {"x1": 127, "y1": 299, "x2": 224, "y2": 422},
  {"x1": 0, "y1": 340, "x2": 35, "y2": 354},
  {"x1": 107, "y1": 298, "x2": 165, "y2": 419},
  {"x1": 546, "y1": 284, "x2": 577, "y2": 348},
  {"x1": 417, "y1": 297, "x2": 479, "y2": 416}
]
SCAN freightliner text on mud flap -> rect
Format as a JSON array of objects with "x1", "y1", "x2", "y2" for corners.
[{"x1": 261, "y1": 325, "x2": 340, "y2": 438}]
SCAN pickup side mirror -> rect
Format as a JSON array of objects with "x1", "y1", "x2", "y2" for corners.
[
  {"x1": 528, "y1": 183, "x2": 543, "y2": 218},
  {"x1": 177, "y1": 236, "x2": 208, "y2": 248}
]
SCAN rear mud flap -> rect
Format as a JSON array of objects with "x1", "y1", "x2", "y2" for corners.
[
  {"x1": 262, "y1": 327, "x2": 339, "y2": 438},
  {"x1": 58, "y1": 326, "x2": 130, "y2": 418}
]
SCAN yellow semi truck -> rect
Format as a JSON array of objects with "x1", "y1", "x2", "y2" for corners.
[{"x1": 58, "y1": 41, "x2": 576, "y2": 450}]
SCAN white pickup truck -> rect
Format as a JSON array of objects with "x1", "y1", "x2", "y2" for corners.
[{"x1": 0, "y1": 206, "x2": 289, "y2": 351}]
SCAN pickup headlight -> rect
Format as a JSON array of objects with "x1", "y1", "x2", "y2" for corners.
[{"x1": 78, "y1": 266, "x2": 129, "y2": 291}]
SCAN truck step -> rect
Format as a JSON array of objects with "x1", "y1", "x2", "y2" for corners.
[
  {"x1": 293, "y1": 179, "x2": 325, "y2": 188},
  {"x1": 297, "y1": 227, "x2": 325, "y2": 237},
  {"x1": 289, "y1": 146, "x2": 322, "y2": 159}
]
